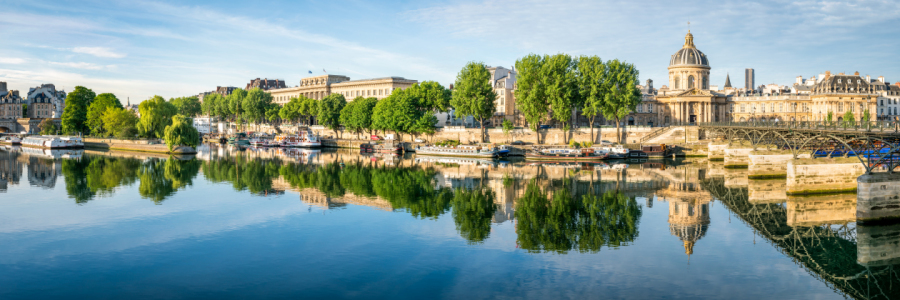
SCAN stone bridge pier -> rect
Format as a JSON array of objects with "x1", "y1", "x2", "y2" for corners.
[
  {"x1": 724, "y1": 142, "x2": 754, "y2": 168},
  {"x1": 857, "y1": 173, "x2": 900, "y2": 223},
  {"x1": 785, "y1": 157, "x2": 866, "y2": 195},
  {"x1": 748, "y1": 150, "x2": 810, "y2": 179}
]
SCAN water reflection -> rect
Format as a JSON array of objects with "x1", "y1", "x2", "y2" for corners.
[{"x1": 11, "y1": 143, "x2": 900, "y2": 299}]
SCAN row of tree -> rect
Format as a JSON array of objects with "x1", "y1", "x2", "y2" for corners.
[
  {"x1": 199, "y1": 88, "x2": 281, "y2": 128},
  {"x1": 59, "y1": 86, "x2": 200, "y2": 150},
  {"x1": 515, "y1": 54, "x2": 642, "y2": 143}
]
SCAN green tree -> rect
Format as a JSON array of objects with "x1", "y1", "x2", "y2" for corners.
[
  {"x1": 39, "y1": 118, "x2": 58, "y2": 135},
  {"x1": 279, "y1": 97, "x2": 303, "y2": 124},
  {"x1": 451, "y1": 62, "x2": 496, "y2": 142},
  {"x1": 201, "y1": 94, "x2": 217, "y2": 116},
  {"x1": 171, "y1": 96, "x2": 201, "y2": 117},
  {"x1": 265, "y1": 103, "x2": 282, "y2": 123},
  {"x1": 451, "y1": 188, "x2": 498, "y2": 244},
  {"x1": 514, "y1": 54, "x2": 549, "y2": 138},
  {"x1": 862, "y1": 109, "x2": 871, "y2": 126},
  {"x1": 241, "y1": 88, "x2": 274, "y2": 125},
  {"x1": 60, "y1": 86, "x2": 96, "y2": 135},
  {"x1": 602, "y1": 59, "x2": 641, "y2": 143},
  {"x1": 409, "y1": 81, "x2": 452, "y2": 113},
  {"x1": 86, "y1": 93, "x2": 123, "y2": 136},
  {"x1": 215, "y1": 93, "x2": 232, "y2": 120},
  {"x1": 842, "y1": 110, "x2": 855, "y2": 128},
  {"x1": 137, "y1": 96, "x2": 177, "y2": 138},
  {"x1": 373, "y1": 89, "x2": 418, "y2": 141},
  {"x1": 544, "y1": 54, "x2": 580, "y2": 143},
  {"x1": 299, "y1": 97, "x2": 319, "y2": 126},
  {"x1": 317, "y1": 93, "x2": 347, "y2": 136},
  {"x1": 102, "y1": 107, "x2": 139, "y2": 139},
  {"x1": 826, "y1": 111, "x2": 834, "y2": 125},
  {"x1": 22, "y1": 103, "x2": 27, "y2": 118},
  {"x1": 351, "y1": 97, "x2": 378, "y2": 137},
  {"x1": 227, "y1": 89, "x2": 247, "y2": 121},
  {"x1": 576, "y1": 55, "x2": 607, "y2": 142},
  {"x1": 502, "y1": 119, "x2": 514, "y2": 143},
  {"x1": 164, "y1": 114, "x2": 200, "y2": 151}
]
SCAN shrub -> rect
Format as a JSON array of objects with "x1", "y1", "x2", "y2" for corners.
[{"x1": 569, "y1": 140, "x2": 580, "y2": 148}]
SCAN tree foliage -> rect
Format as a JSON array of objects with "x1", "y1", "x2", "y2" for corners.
[
  {"x1": 86, "y1": 93, "x2": 123, "y2": 136},
  {"x1": 544, "y1": 54, "x2": 580, "y2": 143},
  {"x1": 164, "y1": 114, "x2": 200, "y2": 151},
  {"x1": 576, "y1": 55, "x2": 607, "y2": 142},
  {"x1": 102, "y1": 107, "x2": 139, "y2": 139},
  {"x1": 451, "y1": 188, "x2": 498, "y2": 244},
  {"x1": 61, "y1": 86, "x2": 96, "y2": 135},
  {"x1": 39, "y1": 118, "x2": 58, "y2": 135},
  {"x1": 340, "y1": 97, "x2": 378, "y2": 137},
  {"x1": 241, "y1": 88, "x2": 274, "y2": 124},
  {"x1": 171, "y1": 96, "x2": 202, "y2": 117},
  {"x1": 514, "y1": 54, "x2": 549, "y2": 132},
  {"x1": 601, "y1": 59, "x2": 641, "y2": 143},
  {"x1": 137, "y1": 96, "x2": 177, "y2": 139},
  {"x1": 451, "y1": 62, "x2": 496, "y2": 142},
  {"x1": 317, "y1": 93, "x2": 347, "y2": 134}
]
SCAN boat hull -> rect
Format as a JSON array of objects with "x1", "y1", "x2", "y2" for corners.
[
  {"x1": 525, "y1": 153, "x2": 608, "y2": 161},
  {"x1": 414, "y1": 151, "x2": 498, "y2": 158}
]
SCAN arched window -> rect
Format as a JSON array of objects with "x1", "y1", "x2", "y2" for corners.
[
  {"x1": 702, "y1": 76, "x2": 708, "y2": 90},
  {"x1": 688, "y1": 75, "x2": 695, "y2": 89}
]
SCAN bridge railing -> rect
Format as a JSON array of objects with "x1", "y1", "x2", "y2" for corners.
[{"x1": 698, "y1": 120, "x2": 900, "y2": 133}]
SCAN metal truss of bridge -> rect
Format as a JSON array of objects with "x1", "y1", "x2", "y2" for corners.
[{"x1": 699, "y1": 121, "x2": 900, "y2": 174}]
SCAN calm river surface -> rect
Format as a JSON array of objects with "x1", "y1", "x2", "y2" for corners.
[{"x1": 0, "y1": 144, "x2": 896, "y2": 299}]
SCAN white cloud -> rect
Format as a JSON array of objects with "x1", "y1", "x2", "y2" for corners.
[
  {"x1": 0, "y1": 58, "x2": 26, "y2": 64},
  {"x1": 48, "y1": 61, "x2": 110, "y2": 70},
  {"x1": 72, "y1": 47, "x2": 126, "y2": 58}
]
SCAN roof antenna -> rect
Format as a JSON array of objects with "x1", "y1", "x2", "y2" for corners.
[{"x1": 688, "y1": 21, "x2": 690, "y2": 33}]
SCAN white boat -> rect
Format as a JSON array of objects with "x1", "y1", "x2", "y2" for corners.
[
  {"x1": 597, "y1": 144, "x2": 630, "y2": 159},
  {"x1": 249, "y1": 134, "x2": 279, "y2": 147},
  {"x1": 414, "y1": 145, "x2": 506, "y2": 158},
  {"x1": 21, "y1": 135, "x2": 84, "y2": 149},
  {"x1": 0, "y1": 134, "x2": 22, "y2": 145},
  {"x1": 21, "y1": 147, "x2": 83, "y2": 159},
  {"x1": 275, "y1": 131, "x2": 321, "y2": 148}
]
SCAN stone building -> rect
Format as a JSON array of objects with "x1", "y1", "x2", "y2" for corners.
[
  {"x1": 652, "y1": 31, "x2": 729, "y2": 125},
  {"x1": 487, "y1": 66, "x2": 518, "y2": 126},
  {"x1": 198, "y1": 86, "x2": 238, "y2": 102},
  {"x1": 268, "y1": 75, "x2": 417, "y2": 105},
  {"x1": 0, "y1": 82, "x2": 24, "y2": 121},
  {"x1": 246, "y1": 78, "x2": 286, "y2": 91},
  {"x1": 26, "y1": 84, "x2": 66, "y2": 118}
]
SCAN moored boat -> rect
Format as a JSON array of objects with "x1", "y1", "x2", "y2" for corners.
[
  {"x1": 599, "y1": 144, "x2": 630, "y2": 159},
  {"x1": 375, "y1": 140, "x2": 403, "y2": 153},
  {"x1": 414, "y1": 144, "x2": 506, "y2": 158},
  {"x1": 525, "y1": 147, "x2": 608, "y2": 161},
  {"x1": 21, "y1": 135, "x2": 84, "y2": 149},
  {"x1": 276, "y1": 131, "x2": 321, "y2": 148},
  {"x1": 0, "y1": 134, "x2": 22, "y2": 145},
  {"x1": 249, "y1": 134, "x2": 279, "y2": 147}
]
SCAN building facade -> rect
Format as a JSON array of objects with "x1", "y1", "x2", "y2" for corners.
[
  {"x1": 26, "y1": 84, "x2": 66, "y2": 118},
  {"x1": 269, "y1": 75, "x2": 417, "y2": 105},
  {"x1": 0, "y1": 83, "x2": 24, "y2": 121},
  {"x1": 246, "y1": 78, "x2": 286, "y2": 91}
]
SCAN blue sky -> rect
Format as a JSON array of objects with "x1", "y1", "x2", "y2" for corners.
[{"x1": 1, "y1": 0, "x2": 898, "y2": 103}]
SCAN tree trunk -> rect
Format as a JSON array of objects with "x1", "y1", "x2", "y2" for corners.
[
  {"x1": 479, "y1": 118, "x2": 486, "y2": 143},
  {"x1": 614, "y1": 117, "x2": 621, "y2": 144},
  {"x1": 589, "y1": 116, "x2": 595, "y2": 143}
]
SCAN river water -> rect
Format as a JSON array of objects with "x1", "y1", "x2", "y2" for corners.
[{"x1": 0, "y1": 144, "x2": 896, "y2": 299}]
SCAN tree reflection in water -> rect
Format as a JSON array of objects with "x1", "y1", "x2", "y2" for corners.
[
  {"x1": 58, "y1": 155, "x2": 200, "y2": 204},
  {"x1": 516, "y1": 180, "x2": 641, "y2": 253},
  {"x1": 451, "y1": 188, "x2": 498, "y2": 244}
]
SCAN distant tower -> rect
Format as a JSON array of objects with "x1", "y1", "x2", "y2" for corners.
[
  {"x1": 745, "y1": 68, "x2": 755, "y2": 90},
  {"x1": 724, "y1": 73, "x2": 732, "y2": 88},
  {"x1": 0, "y1": 81, "x2": 6, "y2": 93}
]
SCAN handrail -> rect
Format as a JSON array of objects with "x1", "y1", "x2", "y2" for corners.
[
  {"x1": 696, "y1": 120, "x2": 900, "y2": 134},
  {"x1": 639, "y1": 127, "x2": 671, "y2": 143}
]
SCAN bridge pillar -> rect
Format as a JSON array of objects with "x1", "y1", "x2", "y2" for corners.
[
  {"x1": 857, "y1": 172, "x2": 900, "y2": 223},
  {"x1": 786, "y1": 158, "x2": 865, "y2": 195},
  {"x1": 724, "y1": 142, "x2": 753, "y2": 168},
  {"x1": 785, "y1": 194, "x2": 856, "y2": 227},
  {"x1": 748, "y1": 179, "x2": 786, "y2": 203},
  {"x1": 748, "y1": 150, "x2": 810, "y2": 179},
  {"x1": 858, "y1": 223, "x2": 900, "y2": 266},
  {"x1": 724, "y1": 168, "x2": 748, "y2": 189},
  {"x1": 707, "y1": 141, "x2": 726, "y2": 161}
]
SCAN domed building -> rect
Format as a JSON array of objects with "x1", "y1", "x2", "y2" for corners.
[
  {"x1": 668, "y1": 198, "x2": 710, "y2": 256},
  {"x1": 653, "y1": 31, "x2": 730, "y2": 125}
]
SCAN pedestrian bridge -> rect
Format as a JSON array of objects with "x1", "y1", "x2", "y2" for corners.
[{"x1": 698, "y1": 121, "x2": 900, "y2": 173}]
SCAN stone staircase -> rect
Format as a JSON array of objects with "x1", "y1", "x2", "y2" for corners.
[{"x1": 641, "y1": 126, "x2": 701, "y2": 144}]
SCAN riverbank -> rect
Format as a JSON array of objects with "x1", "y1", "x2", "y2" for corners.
[{"x1": 84, "y1": 138, "x2": 197, "y2": 154}]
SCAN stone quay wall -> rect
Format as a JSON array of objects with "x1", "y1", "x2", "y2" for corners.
[
  {"x1": 724, "y1": 143, "x2": 754, "y2": 168},
  {"x1": 708, "y1": 142, "x2": 727, "y2": 161},
  {"x1": 785, "y1": 157, "x2": 866, "y2": 195}
]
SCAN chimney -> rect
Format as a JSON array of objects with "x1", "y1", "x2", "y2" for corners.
[
  {"x1": 854, "y1": 71, "x2": 860, "y2": 76},
  {"x1": 867, "y1": 75, "x2": 871, "y2": 82},
  {"x1": 796, "y1": 76, "x2": 803, "y2": 85},
  {"x1": 879, "y1": 76, "x2": 886, "y2": 83},
  {"x1": 825, "y1": 71, "x2": 831, "y2": 78}
]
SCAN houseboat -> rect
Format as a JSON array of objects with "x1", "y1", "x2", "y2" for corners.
[
  {"x1": 21, "y1": 135, "x2": 84, "y2": 149},
  {"x1": 641, "y1": 144, "x2": 671, "y2": 158},
  {"x1": 0, "y1": 134, "x2": 22, "y2": 145},
  {"x1": 249, "y1": 133, "x2": 279, "y2": 147},
  {"x1": 276, "y1": 131, "x2": 321, "y2": 148},
  {"x1": 599, "y1": 144, "x2": 630, "y2": 159},
  {"x1": 414, "y1": 144, "x2": 508, "y2": 158},
  {"x1": 525, "y1": 147, "x2": 609, "y2": 161}
]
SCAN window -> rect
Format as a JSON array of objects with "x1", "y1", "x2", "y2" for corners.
[
  {"x1": 740, "y1": 104, "x2": 745, "y2": 112},
  {"x1": 839, "y1": 102, "x2": 844, "y2": 112},
  {"x1": 688, "y1": 75, "x2": 695, "y2": 89},
  {"x1": 761, "y1": 104, "x2": 766, "y2": 113},
  {"x1": 648, "y1": 103, "x2": 653, "y2": 113},
  {"x1": 674, "y1": 76, "x2": 680, "y2": 89}
]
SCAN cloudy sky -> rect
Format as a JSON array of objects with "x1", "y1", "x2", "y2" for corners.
[{"x1": 1, "y1": 0, "x2": 898, "y2": 102}]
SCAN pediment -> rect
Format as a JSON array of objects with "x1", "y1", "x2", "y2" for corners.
[{"x1": 672, "y1": 88, "x2": 716, "y2": 97}]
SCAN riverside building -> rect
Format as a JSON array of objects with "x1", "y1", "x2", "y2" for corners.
[{"x1": 269, "y1": 75, "x2": 417, "y2": 105}]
